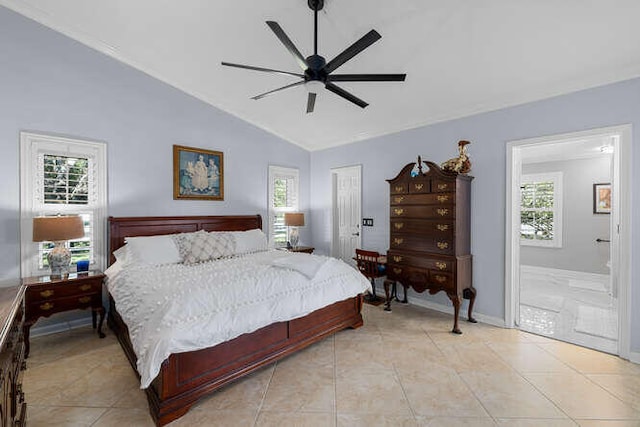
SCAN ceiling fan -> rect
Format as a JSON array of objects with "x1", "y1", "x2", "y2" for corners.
[{"x1": 221, "y1": 0, "x2": 406, "y2": 113}]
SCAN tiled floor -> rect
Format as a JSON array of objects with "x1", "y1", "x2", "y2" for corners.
[
  {"x1": 24, "y1": 303, "x2": 640, "y2": 426},
  {"x1": 519, "y1": 273, "x2": 618, "y2": 354}
]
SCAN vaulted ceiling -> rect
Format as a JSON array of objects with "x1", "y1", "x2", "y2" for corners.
[{"x1": 3, "y1": 0, "x2": 640, "y2": 151}]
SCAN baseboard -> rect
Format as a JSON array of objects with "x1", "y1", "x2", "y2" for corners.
[
  {"x1": 30, "y1": 317, "x2": 93, "y2": 338},
  {"x1": 628, "y1": 350, "x2": 640, "y2": 364},
  {"x1": 373, "y1": 285, "x2": 506, "y2": 328}
]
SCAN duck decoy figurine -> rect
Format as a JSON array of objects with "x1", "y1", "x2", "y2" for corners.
[{"x1": 441, "y1": 140, "x2": 472, "y2": 174}]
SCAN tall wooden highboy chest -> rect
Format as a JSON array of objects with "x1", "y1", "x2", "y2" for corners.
[{"x1": 383, "y1": 157, "x2": 477, "y2": 334}]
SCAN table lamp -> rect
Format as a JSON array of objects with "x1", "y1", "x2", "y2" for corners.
[
  {"x1": 284, "y1": 212, "x2": 304, "y2": 249},
  {"x1": 32, "y1": 215, "x2": 84, "y2": 278}
]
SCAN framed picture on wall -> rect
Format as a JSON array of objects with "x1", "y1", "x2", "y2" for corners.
[
  {"x1": 173, "y1": 145, "x2": 224, "y2": 200},
  {"x1": 593, "y1": 182, "x2": 611, "y2": 214}
]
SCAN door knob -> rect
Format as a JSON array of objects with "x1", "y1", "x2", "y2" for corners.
[{"x1": 352, "y1": 232, "x2": 360, "y2": 236}]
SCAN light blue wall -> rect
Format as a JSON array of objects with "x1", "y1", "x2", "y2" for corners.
[
  {"x1": 0, "y1": 7, "x2": 310, "y2": 286},
  {"x1": 310, "y1": 77, "x2": 639, "y2": 348}
]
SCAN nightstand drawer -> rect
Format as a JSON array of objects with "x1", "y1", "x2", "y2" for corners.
[
  {"x1": 27, "y1": 294, "x2": 101, "y2": 318},
  {"x1": 25, "y1": 280, "x2": 101, "y2": 303}
]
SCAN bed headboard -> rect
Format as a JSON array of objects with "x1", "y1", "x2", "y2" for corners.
[{"x1": 108, "y1": 215, "x2": 262, "y2": 265}]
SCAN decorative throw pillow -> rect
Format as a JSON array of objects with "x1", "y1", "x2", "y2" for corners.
[{"x1": 174, "y1": 230, "x2": 236, "y2": 265}]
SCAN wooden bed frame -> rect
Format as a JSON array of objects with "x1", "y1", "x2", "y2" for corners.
[{"x1": 107, "y1": 215, "x2": 364, "y2": 426}]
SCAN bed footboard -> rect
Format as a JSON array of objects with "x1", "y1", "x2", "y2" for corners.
[{"x1": 108, "y1": 293, "x2": 364, "y2": 426}]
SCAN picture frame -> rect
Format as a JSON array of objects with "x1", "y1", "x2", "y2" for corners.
[
  {"x1": 173, "y1": 145, "x2": 224, "y2": 200},
  {"x1": 593, "y1": 182, "x2": 611, "y2": 214}
]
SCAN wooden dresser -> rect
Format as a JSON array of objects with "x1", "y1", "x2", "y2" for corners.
[
  {"x1": 0, "y1": 285, "x2": 27, "y2": 425},
  {"x1": 383, "y1": 157, "x2": 477, "y2": 334}
]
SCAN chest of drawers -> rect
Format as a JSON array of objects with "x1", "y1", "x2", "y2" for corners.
[
  {"x1": 0, "y1": 285, "x2": 27, "y2": 426},
  {"x1": 383, "y1": 158, "x2": 477, "y2": 334}
]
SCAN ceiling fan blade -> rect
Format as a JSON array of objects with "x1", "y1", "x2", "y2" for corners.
[
  {"x1": 324, "y1": 30, "x2": 381, "y2": 74},
  {"x1": 325, "y1": 82, "x2": 368, "y2": 108},
  {"x1": 251, "y1": 81, "x2": 305, "y2": 100},
  {"x1": 306, "y1": 92, "x2": 317, "y2": 113},
  {"x1": 328, "y1": 74, "x2": 406, "y2": 82},
  {"x1": 221, "y1": 62, "x2": 304, "y2": 78},
  {"x1": 266, "y1": 21, "x2": 308, "y2": 71}
]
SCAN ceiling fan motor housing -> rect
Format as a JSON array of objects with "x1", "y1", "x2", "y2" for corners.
[
  {"x1": 308, "y1": 0, "x2": 324, "y2": 11},
  {"x1": 305, "y1": 55, "x2": 327, "y2": 82}
]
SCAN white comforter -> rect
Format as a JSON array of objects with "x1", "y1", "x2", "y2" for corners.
[{"x1": 105, "y1": 250, "x2": 371, "y2": 388}]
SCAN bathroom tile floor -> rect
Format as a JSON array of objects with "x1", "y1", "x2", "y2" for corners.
[{"x1": 24, "y1": 302, "x2": 640, "y2": 426}]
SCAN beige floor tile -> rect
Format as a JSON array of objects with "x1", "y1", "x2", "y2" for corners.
[
  {"x1": 587, "y1": 374, "x2": 640, "y2": 411},
  {"x1": 436, "y1": 342, "x2": 515, "y2": 373},
  {"x1": 91, "y1": 408, "x2": 156, "y2": 426},
  {"x1": 415, "y1": 416, "x2": 498, "y2": 426},
  {"x1": 495, "y1": 419, "x2": 579, "y2": 427},
  {"x1": 537, "y1": 341, "x2": 640, "y2": 375},
  {"x1": 576, "y1": 421, "x2": 640, "y2": 427},
  {"x1": 399, "y1": 369, "x2": 489, "y2": 418},
  {"x1": 256, "y1": 410, "x2": 336, "y2": 427},
  {"x1": 460, "y1": 371, "x2": 568, "y2": 419},
  {"x1": 261, "y1": 362, "x2": 335, "y2": 412},
  {"x1": 487, "y1": 342, "x2": 575, "y2": 374},
  {"x1": 525, "y1": 373, "x2": 640, "y2": 419},
  {"x1": 192, "y1": 364, "x2": 274, "y2": 412},
  {"x1": 111, "y1": 386, "x2": 149, "y2": 409},
  {"x1": 168, "y1": 409, "x2": 257, "y2": 426},
  {"x1": 338, "y1": 413, "x2": 418, "y2": 426},
  {"x1": 27, "y1": 405, "x2": 107, "y2": 426},
  {"x1": 336, "y1": 370, "x2": 412, "y2": 415}
]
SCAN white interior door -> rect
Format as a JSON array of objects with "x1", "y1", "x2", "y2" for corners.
[{"x1": 331, "y1": 165, "x2": 362, "y2": 265}]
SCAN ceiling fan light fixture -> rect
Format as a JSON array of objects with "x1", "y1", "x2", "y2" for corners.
[{"x1": 305, "y1": 80, "x2": 324, "y2": 93}]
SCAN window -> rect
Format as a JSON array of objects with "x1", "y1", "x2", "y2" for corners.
[
  {"x1": 520, "y1": 172, "x2": 562, "y2": 247},
  {"x1": 268, "y1": 166, "x2": 299, "y2": 247},
  {"x1": 20, "y1": 132, "x2": 107, "y2": 276}
]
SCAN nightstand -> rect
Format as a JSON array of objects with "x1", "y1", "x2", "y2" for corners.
[
  {"x1": 288, "y1": 246, "x2": 314, "y2": 254},
  {"x1": 22, "y1": 270, "x2": 106, "y2": 358}
]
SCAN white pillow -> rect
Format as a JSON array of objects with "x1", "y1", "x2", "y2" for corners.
[
  {"x1": 124, "y1": 234, "x2": 182, "y2": 265},
  {"x1": 232, "y1": 229, "x2": 268, "y2": 254}
]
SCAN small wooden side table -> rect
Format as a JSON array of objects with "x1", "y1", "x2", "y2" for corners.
[
  {"x1": 22, "y1": 270, "x2": 106, "y2": 358},
  {"x1": 287, "y1": 246, "x2": 314, "y2": 254}
]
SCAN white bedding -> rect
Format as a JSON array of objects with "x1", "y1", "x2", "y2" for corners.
[{"x1": 105, "y1": 250, "x2": 371, "y2": 388}]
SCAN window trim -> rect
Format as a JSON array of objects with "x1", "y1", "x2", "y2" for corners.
[
  {"x1": 520, "y1": 171, "x2": 563, "y2": 248},
  {"x1": 20, "y1": 132, "x2": 107, "y2": 277},
  {"x1": 267, "y1": 165, "x2": 299, "y2": 247}
]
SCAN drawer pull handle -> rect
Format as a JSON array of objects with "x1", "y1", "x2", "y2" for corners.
[
  {"x1": 40, "y1": 302, "x2": 54, "y2": 311},
  {"x1": 414, "y1": 183, "x2": 424, "y2": 191},
  {"x1": 393, "y1": 238, "x2": 404, "y2": 246},
  {"x1": 393, "y1": 268, "x2": 403, "y2": 275},
  {"x1": 395, "y1": 185, "x2": 404, "y2": 192},
  {"x1": 438, "y1": 183, "x2": 448, "y2": 190},
  {"x1": 39, "y1": 290, "x2": 54, "y2": 298},
  {"x1": 436, "y1": 261, "x2": 447, "y2": 270},
  {"x1": 79, "y1": 284, "x2": 92, "y2": 291},
  {"x1": 393, "y1": 256, "x2": 403, "y2": 263},
  {"x1": 394, "y1": 222, "x2": 404, "y2": 230},
  {"x1": 437, "y1": 208, "x2": 449, "y2": 216},
  {"x1": 78, "y1": 296, "x2": 91, "y2": 304},
  {"x1": 437, "y1": 195, "x2": 449, "y2": 203},
  {"x1": 394, "y1": 196, "x2": 404, "y2": 203},
  {"x1": 434, "y1": 275, "x2": 447, "y2": 283},
  {"x1": 436, "y1": 224, "x2": 450, "y2": 231},
  {"x1": 394, "y1": 208, "x2": 404, "y2": 216},
  {"x1": 437, "y1": 242, "x2": 449, "y2": 250}
]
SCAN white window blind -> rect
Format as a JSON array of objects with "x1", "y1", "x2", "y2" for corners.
[
  {"x1": 268, "y1": 166, "x2": 299, "y2": 247},
  {"x1": 520, "y1": 172, "x2": 563, "y2": 248}
]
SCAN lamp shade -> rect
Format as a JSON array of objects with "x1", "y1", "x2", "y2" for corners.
[
  {"x1": 284, "y1": 212, "x2": 304, "y2": 227},
  {"x1": 32, "y1": 215, "x2": 85, "y2": 242}
]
